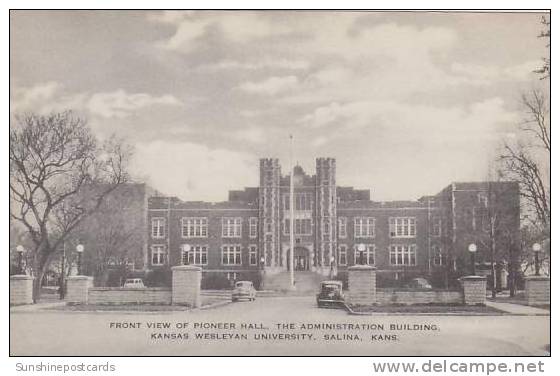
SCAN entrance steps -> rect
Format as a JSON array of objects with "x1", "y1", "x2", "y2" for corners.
[{"x1": 263, "y1": 271, "x2": 327, "y2": 292}]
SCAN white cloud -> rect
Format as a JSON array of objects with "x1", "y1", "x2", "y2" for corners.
[
  {"x1": 132, "y1": 140, "x2": 257, "y2": 201},
  {"x1": 451, "y1": 60, "x2": 542, "y2": 84},
  {"x1": 238, "y1": 76, "x2": 299, "y2": 96},
  {"x1": 195, "y1": 58, "x2": 310, "y2": 72},
  {"x1": 231, "y1": 127, "x2": 266, "y2": 144},
  {"x1": 11, "y1": 83, "x2": 182, "y2": 119},
  {"x1": 88, "y1": 90, "x2": 181, "y2": 118}
]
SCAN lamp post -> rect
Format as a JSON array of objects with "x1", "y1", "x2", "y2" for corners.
[
  {"x1": 468, "y1": 243, "x2": 477, "y2": 276},
  {"x1": 532, "y1": 243, "x2": 542, "y2": 276},
  {"x1": 329, "y1": 256, "x2": 335, "y2": 279},
  {"x1": 16, "y1": 245, "x2": 25, "y2": 275},
  {"x1": 183, "y1": 244, "x2": 191, "y2": 265},
  {"x1": 260, "y1": 256, "x2": 266, "y2": 290},
  {"x1": 76, "y1": 244, "x2": 84, "y2": 275},
  {"x1": 357, "y1": 243, "x2": 366, "y2": 265}
]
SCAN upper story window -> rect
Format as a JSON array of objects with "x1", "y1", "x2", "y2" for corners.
[
  {"x1": 249, "y1": 217, "x2": 258, "y2": 238},
  {"x1": 182, "y1": 245, "x2": 208, "y2": 265},
  {"x1": 284, "y1": 218, "x2": 312, "y2": 236},
  {"x1": 322, "y1": 218, "x2": 332, "y2": 241},
  {"x1": 390, "y1": 244, "x2": 417, "y2": 266},
  {"x1": 478, "y1": 192, "x2": 488, "y2": 207},
  {"x1": 354, "y1": 244, "x2": 375, "y2": 265},
  {"x1": 264, "y1": 218, "x2": 273, "y2": 234},
  {"x1": 151, "y1": 245, "x2": 166, "y2": 266},
  {"x1": 338, "y1": 217, "x2": 347, "y2": 238},
  {"x1": 283, "y1": 193, "x2": 312, "y2": 211},
  {"x1": 430, "y1": 217, "x2": 442, "y2": 237},
  {"x1": 431, "y1": 244, "x2": 445, "y2": 266},
  {"x1": 222, "y1": 217, "x2": 242, "y2": 238},
  {"x1": 151, "y1": 218, "x2": 165, "y2": 239},
  {"x1": 222, "y1": 245, "x2": 242, "y2": 265},
  {"x1": 181, "y1": 217, "x2": 208, "y2": 238},
  {"x1": 389, "y1": 217, "x2": 416, "y2": 238},
  {"x1": 354, "y1": 217, "x2": 375, "y2": 238}
]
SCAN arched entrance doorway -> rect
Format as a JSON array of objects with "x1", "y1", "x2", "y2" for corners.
[{"x1": 287, "y1": 246, "x2": 310, "y2": 271}]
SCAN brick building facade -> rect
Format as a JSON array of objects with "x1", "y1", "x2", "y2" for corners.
[{"x1": 146, "y1": 158, "x2": 520, "y2": 289}]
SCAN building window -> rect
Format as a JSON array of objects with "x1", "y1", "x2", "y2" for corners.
[
  {"x1": 390, "y1": 244, "x2": 417, "y2": 266},
  {"x1": 249, "y1": 217, "x2": 258, "y2": 238},
  {"x1": 432, "y1": 244, "x2": 445, "y2": 266},
  {"x1": 227, "y1": 272, "x2": 238, "y2": 281},
  {"x1": 478, "y1": 192, "x2": 488, "y2": 207},
  {"x1": 284, "y1": 193, "x2": 312, "y2": 211},
  {"x1": 249, "y1": 245, "x2": 258, "y2": 265},
  {"x1": 222, "y1": 245, "x2": 242, "y2": 265},
  {"x1": 339, "y1": 245, "x2": 347, "y2": 266},
  {"x1": 389, "y1": 217, "x2": 416, "y2": 238},
  {"x1": 322, "y1": 218, "x2": 331, "y2": 241},
  {"x1": 354, "y1": 244, "x2": 375, "y2": 265},
  {"x1": 151, "y1": 218, "x2": 165, "y2": 238},
  {"x1": 264, "y1": 219, "x2": 273, "y2": 234},
  {"x1": 222, "y1": 217, "x2": 242, "y2": 238},
  {"x1": 430, "y1": 217, "x2": 442, "y2": 237},
  {"x1": 284, "y1": 218, "x2": 312, "y2": 235},
  {"x1": 338, "y1": 217, "x2": 347, "y2": 238},
  {"x1": 181, "y1": 217, "x2": 208, "y2": 238},
  {"x1": 151, "y1": 245, "x2": 166, "y2": 266},
  {"x1": 354, "y1": 217, "x2": 375, "y2": 238},
  {"x1": 182, "y1": 245, "x2": 208, "y2": 265}
]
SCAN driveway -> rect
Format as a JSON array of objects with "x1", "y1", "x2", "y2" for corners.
[{"x1": 10, "y1": 296, "x2": 550, "y2": 356}]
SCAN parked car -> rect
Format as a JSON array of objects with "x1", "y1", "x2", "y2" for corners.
[
  {"x1": 316, "y1": 280, "x2": 345, "y2": 308},
  {"x1": 232, "y1": 281, "x2": 257, "y2": 302},
  {"x1": 123, "y1": 278, "x2": 145, "y2": 288},
  {"x1": 406, "y1": 277, "x2": 432, "y2": 289}
]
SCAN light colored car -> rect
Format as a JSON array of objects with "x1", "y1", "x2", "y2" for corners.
[
  {"x1": 407, "y1": 277, "x2": 432, "y2": 289},
  {"x1": 123, "y1": 278, "x2": 145, "y2": 288},
  {"x1": 232, "y1": 281, "x2": 256, "y2": 302}
]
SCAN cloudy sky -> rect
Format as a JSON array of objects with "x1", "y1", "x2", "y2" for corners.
[{"x1": 10, "y1": 11, "x2": 549, "y2": 201}]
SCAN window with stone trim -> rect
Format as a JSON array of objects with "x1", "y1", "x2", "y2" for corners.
[
  {"x1": 249, "y1": 245, "x2": 258, "y2": 265},
  {"x1": 430, "y1": 217, "x2": 442, "y2": 237},
  {"x1": 151, "y1": 245, "x2": 166, "y2": 266},
  {"x1": 390, "y1": 244, "x2": 417, "y2": 266},
  {"x1": 354, "y1": 217, "x2": 375, "y2": 238},
  {"x1": 354, "y1": 244, "x2": 375, "y2": 265},
  {"x1": 222, "y1": 217, "x2": 242, "y2": 238},
  {"x1": 182, "y1": 245, "x2": 208, "y2": 265},
  {"x1": 389, "y1": 217, "x2": 416, "y2": 238},
  {"x1": 432, "y1": 244, "x2": 445, "y2": 266},
  {"x1": 338, "y1": 244, "x2": 348, "y2": 266},
  {"x1": 222, "y1": 245, "x2": 242, "y2": 265},
  {"x1": 249, "y1": 217, "x2": 258, "y2": 238},
  {"x1": 284, "y1": 218, "x2": 312, "y2": 235},
  {"x1": 338, "y1": 217, "x2": 347, "y2": 238},
  {"x1": 151, "y1": 217, "x2": 165, "y2": 238},
  {"x1": 181, "y1": 217, "x2": 208, "y2": 238}
]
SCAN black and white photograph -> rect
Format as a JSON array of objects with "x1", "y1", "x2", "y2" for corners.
[{"x1": 8, "y1": 9, "x2": 551, "y2": 357}]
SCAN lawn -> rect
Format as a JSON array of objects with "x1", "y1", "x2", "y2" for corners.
[{"x1": 348, "y1": 304, "x2": 504, "y2": 315}]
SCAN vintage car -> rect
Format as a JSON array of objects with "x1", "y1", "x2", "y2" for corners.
[
  {"x1": 232, "y1": 281, "x2": 257, "y2": 302},
  {"x1": 123, "y1": 278, "x2": 145, "y2": 289},
  {"x1": 316, "y1": 280, "x2": 345, "y2": 308}
]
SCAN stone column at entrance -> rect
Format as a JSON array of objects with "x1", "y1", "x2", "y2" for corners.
[
  {"x1": 10, "y1": 275, "x2": 34, "y2": 305},
  {"x1": 66, "y1": 276, "x2": 93, "y2": 305},
  {"x1": 347, "y1": 265, "x2": 376, "y2": 305},
  {"x1": 525, "y1": 275, "x2": 550, "y2": 306},
  {"x1": 172, "y1": 265, "x2": 201, "y2": 307},
  {"x1": 461, "y1": 276, "x2": 487, "y2": 305}
]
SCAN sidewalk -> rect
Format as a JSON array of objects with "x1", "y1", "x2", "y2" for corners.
[
  {"x1": 10, "y1": 301, "x2": 66, "y2": 313},
  {"x1": 486, "y1": 300, "x2": 550, "y2": 315}
]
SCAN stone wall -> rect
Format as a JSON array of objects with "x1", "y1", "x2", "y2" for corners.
[
  {"x1": 88, "y1": 288, "x2": 171, "y2": 305},
  {"x1": 525, "y1": 276, "x2": 550, "y2": 306},
  {"x1": 172, "y1": 265, "x2": 202, "y2": 307},
  {"x1": 66, "y1": 276, "x2": 94, "y2": 305},
  {"x1": 10, "y1": 275, "x2": 34, "y2": 305},
  {"x1": 376, "y1": 289, "x2": 462, "y2": 305},
  {"x1": 461, "y1": 276, "x2": 487, "y2": 305}
]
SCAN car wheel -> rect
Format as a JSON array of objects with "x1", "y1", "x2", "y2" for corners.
[{"x1": 232, "y1": 298, "x2": 237, "y2": 302}]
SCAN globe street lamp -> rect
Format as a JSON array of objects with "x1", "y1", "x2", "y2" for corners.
[
  {"x1": 357, "y1": 243, "x2": 366, "y2": 265},
  {"x1": 260, "y1": 256, "x2": 266, "y2": 290},
  {"x1": 16, "y1": 245, "x2": 25, "y2": 275},
  {"x1": 329, "y1": 256, "x2": 335, "y2": 278},
  {"x1": 182, "y1": 244, "x2": 191, "y2": 265},
  {"x1": 76, "y1": 244, "x2": 84, "y2": 275},
  {"x1": 468, "y1": 243, "x2": 477, "y2": 276},
  {"x1": 532, "y1": 242, "x2": 542, "y2": 276}
]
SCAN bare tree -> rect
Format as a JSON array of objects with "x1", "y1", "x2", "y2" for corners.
[
  {"x1": 534, "y1": 15, "x2": 550, "y2": 79},
  {"x1": 9, "y1": 111, "x2": 130, "y2": 300}
]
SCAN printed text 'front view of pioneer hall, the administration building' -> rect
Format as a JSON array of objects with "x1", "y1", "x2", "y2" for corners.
[{"x1": 146, "y1": 157, "x2": 519, "y2": 290}]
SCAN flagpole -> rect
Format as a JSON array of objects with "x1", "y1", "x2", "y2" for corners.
[{"x1": 289, "y1": 134, "x2": 295, "y2": 289}]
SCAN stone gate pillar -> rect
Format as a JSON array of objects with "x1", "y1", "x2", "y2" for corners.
[
  {"x1": 66, "y1": 276, "x2": 93, "y2": 305},
  {"x1": 172, "y1": 265, "x2": 201, "y2": 307},
  {"x1": 461, "y1": 276, "x2": 487, "y2": 305},
  {"x1": 348, "y1": 265, "x2": 376, "y2": 305},
  {"x1": 10, "y1": 275, "x2": 34, "y2": 306},
  {"x1": 525, "y1": 275, "x2": 550, "y2": 306}
]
